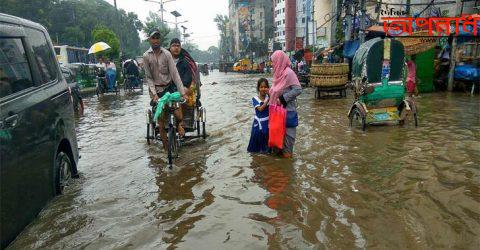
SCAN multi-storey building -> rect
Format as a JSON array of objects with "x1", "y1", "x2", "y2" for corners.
[
  {"x1": 295, "y1": 0, "x2": 314, "y2": 49},
  {"x1": 273, "y1": 0, "x2": 286, "y2": 50},
  {"x1": 273, "y1": 0, "x2": 314, "y2": 52},
  {"x1": 313, "y1": 0, "x2": 334, "y2": 48},
  {"x1": 228, "y1": 0, "x2": 274, "y2": 58}
]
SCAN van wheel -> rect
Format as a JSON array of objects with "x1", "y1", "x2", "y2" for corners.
[{"x1": 55, "y1": 152, "x2": 73, "y2": 195}]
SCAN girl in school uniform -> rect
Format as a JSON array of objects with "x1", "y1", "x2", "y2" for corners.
[{"x1": 247, "y1": 78, "x2": 271, "y2": 153}]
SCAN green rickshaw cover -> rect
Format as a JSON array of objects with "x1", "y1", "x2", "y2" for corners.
[{"x1": 352, "y1": 38, "x2": 406, "y2": 108}]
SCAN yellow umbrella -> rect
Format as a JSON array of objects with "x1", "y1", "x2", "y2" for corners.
[{"x1": 88, "y1": 42, "x2": 111, "y2": 54}]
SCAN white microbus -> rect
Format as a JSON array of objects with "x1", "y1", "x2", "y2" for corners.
[{"x1": 54, "y1": 45, "x2": 95, "y2": 65}]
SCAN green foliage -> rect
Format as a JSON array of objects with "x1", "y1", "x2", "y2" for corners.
[
  {"x1": 92, "y1": 26, "x2": 120, "y2": 59},
  {"x1": 142, "y1": 12, "x2": 171, "y2": 47},
  {"x1": 2, "y1": 0, "x2": 217, "y2": 61},
  {"x1": 182, "y1": 43, "x2": 219, "y2": 63},
  {"x1": 2, "y1": 0, "x2": 143, "y2": 57}
]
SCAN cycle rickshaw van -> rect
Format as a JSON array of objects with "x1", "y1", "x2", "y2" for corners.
[
  {"x1": 122, "y1": 59, "x2": 143, "y2": 93},
  {"x1": 95, "y1": 65, "x2": 119, "y2": 96},
  {"x1": 145, "y1": 70, "x2": 206, "y2": 168},
  {"x1": 348, "y1": 37, "x2": 418, "y2": 131}
]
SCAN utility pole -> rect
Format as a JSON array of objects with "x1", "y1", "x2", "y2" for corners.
[
  {"x1": 359, "y1": 0, "x2": 366, "y2": 43},
  {"x1": 249, "y1": 4, "x2": 254, "y2": 60},
  {"x1": 312, "y1": 1, "x2": 316, "y2": 62},
  {"x1": 447, "y1": 0, "x2": 463, "y2": 91},
  {"x1": 305, "y1": 0, "x2": 310, "y2": 48},
  {"x1": 344, "y1": 0, "x2": 353, "y2": 63},
  {"x1": 181, "y1": 25, "x2": 187, "y2": 42},
  {"x1": 406, "y1": 0, "x2": 411, "y2": 16},
  {"x1": 306, "y1": 16, "x2": 309, "y2": 48},
  {"x1": 376, "y1": 0, "x2": 383, "y2": 22},
  {"x1": 144, "y1": 0, "x2": 175, "y2": 25}
]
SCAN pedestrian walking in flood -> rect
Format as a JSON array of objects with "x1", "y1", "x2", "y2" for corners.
[
  {"x1": 247, "y1": 78, "x2": 271, "y2": 153},
  {"x1": 406, "y1": 55, "x2": 419, "y2": 97},
  {"x1": 269, "y1": 50, "x2": 302, "y2": 158}
]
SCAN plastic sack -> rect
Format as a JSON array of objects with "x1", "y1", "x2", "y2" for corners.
[
  {"x1": 153, "y1": 91, "x2": 182, "y2": 121},
  {"x1": 268, "y1": 104, "x2": 287, "y2": 149}
]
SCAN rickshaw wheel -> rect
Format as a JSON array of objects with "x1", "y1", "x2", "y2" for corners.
[
  {"x1": 349, "y1": 107, "x2": 366, "y2": 131},
  {"x1": 399, "y1": 106, "x2": 418, "y2": 127}
]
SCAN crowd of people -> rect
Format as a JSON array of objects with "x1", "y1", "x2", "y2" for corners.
[{"x1": 141, "y1": 30, "x2": 302, "y2": 158}]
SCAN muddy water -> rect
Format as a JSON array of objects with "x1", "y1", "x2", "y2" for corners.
[{"x1": 9, "y1": 71, "x2": 480, "y2": 249}]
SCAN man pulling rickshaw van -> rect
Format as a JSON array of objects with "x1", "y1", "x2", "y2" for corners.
[{"x1": 143, "y1": 30, "x2": 188, "y2": 150}]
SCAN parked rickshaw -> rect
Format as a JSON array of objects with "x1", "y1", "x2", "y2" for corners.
[
  {"x1": 348, "y1": 37, "x2": 418, "y2": 130},
  {"x1": 146, "y1": 76, "x2": 206, "y2": 168}
]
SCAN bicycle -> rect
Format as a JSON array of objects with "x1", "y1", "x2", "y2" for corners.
[
  {"x1": 147, "y1": 99, "x2": 185, "y2": 168},
  {"x1": 146, "y1": 98, "x2": 207, "y2": 168}
]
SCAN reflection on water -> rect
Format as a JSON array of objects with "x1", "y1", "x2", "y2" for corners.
[{"x1": 8, "y1": 72, "x2": 480, "y2": 249}]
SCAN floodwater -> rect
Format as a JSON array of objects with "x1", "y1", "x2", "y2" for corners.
[{"x1": 8, "y1": 71, "x2": 480, "y2": 249}]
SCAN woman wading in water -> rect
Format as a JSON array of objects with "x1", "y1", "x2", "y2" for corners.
[{"x1": 269, "y1": 50, "x2": 302, "y2": 158}]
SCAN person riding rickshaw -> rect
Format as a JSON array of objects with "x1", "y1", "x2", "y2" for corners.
[
  {"x1": 122, "y1": 58, "x2": 142, "y2": 91},
  {"x1": 143, "y1": 32, "x2": 206, "y2": 168},
  {"x1": 348, "y1": 37, "x2": 418, "y2": 130}
]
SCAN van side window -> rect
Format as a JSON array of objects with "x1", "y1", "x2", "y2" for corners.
[
  {"x1": 24, "y1": 28, "x2": 58, "y2": 84},
  {"x1": 0, "y1": 38, "x2": 34, "y2": 98}
]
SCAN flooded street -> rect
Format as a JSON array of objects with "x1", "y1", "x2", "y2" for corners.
[{"x1": 9, "y1": 71, "x2": 480, "y2": 249}]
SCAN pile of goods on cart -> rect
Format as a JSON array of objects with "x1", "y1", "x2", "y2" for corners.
[{"x1": 309, "y1": 63, "x2": 349, "y2": 99}]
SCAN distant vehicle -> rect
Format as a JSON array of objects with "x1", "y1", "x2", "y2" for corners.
[
  {"x1": 201, "y1": 63, "x2": 209, "y2": 76},
  {"x1": 219, "y1": 62, "x2": 234, "y2": 72},
  {"x1": 232, "y1": 58, "x2": 264, "y2": 73},
  {"x1": 54, "y1": 45, "x2": 94, "y2": 65},
  {"x1": 60, "y1": 65, "x2": 84, "y2": 113},
  {"x1": 0, "y1": 13, "x2": 80, "y2": 248},
  {"x1": 233, "y1": 58, "x2": 251, "y2": 72}
]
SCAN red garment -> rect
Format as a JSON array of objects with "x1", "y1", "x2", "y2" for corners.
[
  {"x1": 406, "y1": 60, "x2": 416, "y2": 93},
  {"x1": 268, "y1": 104, "x2": 287, "y2": 149}
]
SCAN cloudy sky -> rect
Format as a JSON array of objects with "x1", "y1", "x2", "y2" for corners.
[{"x1": 105, "y1": 0, "x2": 228, "y2": 50}]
